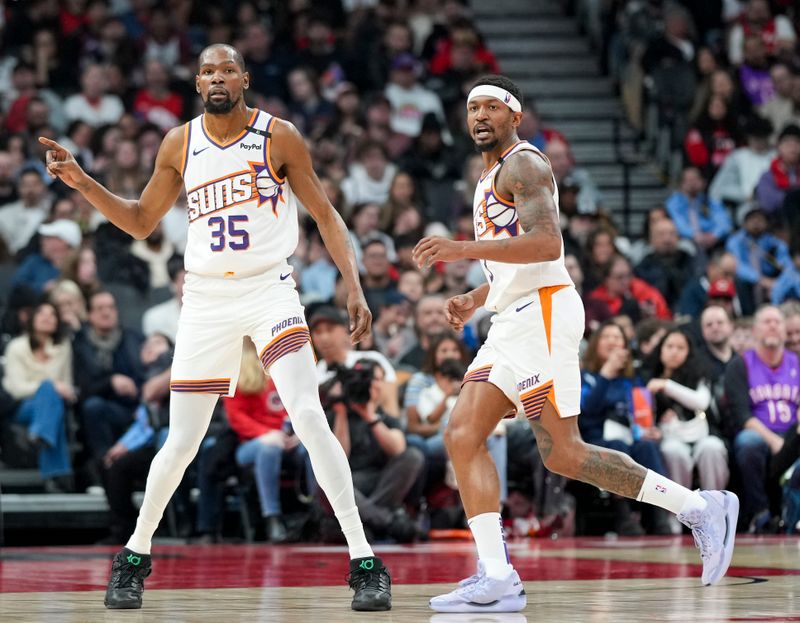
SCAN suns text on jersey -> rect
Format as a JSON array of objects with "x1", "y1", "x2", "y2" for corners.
[{"x1": 187, "y1": 172, "x2": 254, "y2": 222}]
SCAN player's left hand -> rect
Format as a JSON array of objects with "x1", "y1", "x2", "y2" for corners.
[
  {"x1": 412, "y1": 236, "x2": 465, "y2": 268},
  {"x1": 347, "y1": 292, "x2": 372, "y2": 345}
]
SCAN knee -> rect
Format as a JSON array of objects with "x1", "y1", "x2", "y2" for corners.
[
  {"x1": 287, "y1": 406, "x2": 326, "y2": 441},
  {"x1": 82, "y1": 396, "x2": 107, "y2": 419},
  {"x1": 443, "y1": 420, "x2": 484, "y2": 457},
  {"x1": 541, "y1": 439, "x2": 585, "y2": 479},
  {"x1": 401, "y1": 446, "x2": 425, "y2": 476}
]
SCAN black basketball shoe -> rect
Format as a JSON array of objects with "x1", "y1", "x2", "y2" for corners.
[
  {"x1": 104, "y1": 547, "x2": 152, "y2": 609},
  {"x1": 347, "y1": 556, "x2": 392, "y2": 611}
]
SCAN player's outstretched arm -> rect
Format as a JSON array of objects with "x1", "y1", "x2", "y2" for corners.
[
  {"x1": 412, "y1": 151, "x2": 562, "y2": 267},
  {"x1": 39, "y1": 128, "x2": 185, "y2": 240},
  {"x1": 272, "y1": 120, "x2": 371, "y2": 344}
]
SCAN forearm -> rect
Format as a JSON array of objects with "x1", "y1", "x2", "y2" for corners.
[
  {"x1": 663, "y1": 380, "x2": 711, "y2": 411},
  {"x1": 371, "y1": 423, "x2": 406, "y2": 456},
  {"x1": 76, "y1": 175, "x2": 153, "y2": 239},
  {"x1": 316, "y1": 209, "x2": 362, "y2": 292},
  {"x1": 460, "y1": 233, "x2": 561, "y2": 265},
  {"x1": 744, "y1": 417, "x2": 782, "y2": 443},
  {"x1": 469, "y1": 282, "x2": 490, "y2": 308}
]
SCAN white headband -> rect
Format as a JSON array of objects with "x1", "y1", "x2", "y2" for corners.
[{"x1": 467, "y1": 85, "x2": 522, "y2": 113}]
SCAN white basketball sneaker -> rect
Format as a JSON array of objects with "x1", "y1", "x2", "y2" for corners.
[
  {"x1": 677, "y1": 490, "x2": 739, "y2": 586},
  {"x1": 429, "y1": 566, "x2": 526, "y2": 613}
]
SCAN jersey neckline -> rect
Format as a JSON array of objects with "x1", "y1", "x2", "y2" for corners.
[{"x1": 200, "y1": 108, "x2": 260, "y2": 150}]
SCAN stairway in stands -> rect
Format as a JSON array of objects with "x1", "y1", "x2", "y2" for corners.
[{"x1": 471, "y1": 0, "x2": 668, "y2": 236}]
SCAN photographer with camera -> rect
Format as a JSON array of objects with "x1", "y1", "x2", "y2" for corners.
[{"x1": 322, "y1": 358, "x2": 424, "y2": 543}]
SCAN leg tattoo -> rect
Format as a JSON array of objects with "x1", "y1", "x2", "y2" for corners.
[{"x1": 576, "y1": 446, "x2": 646, "y2": 498}]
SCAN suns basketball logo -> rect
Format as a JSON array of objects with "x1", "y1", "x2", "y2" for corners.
[
  {"x1": 476, "y1": 188, "x2": 519, "y2": 238},
  {"x1": 255, "y1": 168, "x2": 284, "y2": 216}
]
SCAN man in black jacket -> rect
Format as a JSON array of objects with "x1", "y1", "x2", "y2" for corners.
[{"x1": 74, "y1": 290, "x2": 144, "y2": 478}]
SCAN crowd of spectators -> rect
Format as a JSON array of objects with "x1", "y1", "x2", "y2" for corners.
[{"x1": 0, "y1": 0, "x2": 798, "y2": 545}]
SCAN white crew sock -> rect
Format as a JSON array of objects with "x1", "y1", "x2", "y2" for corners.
[
  {"x1": 636, "y1": 469, "x2": 707, "y2": 515},
  {"x1": 468, "y1": 512, "x2": 513, "y2": 580}
]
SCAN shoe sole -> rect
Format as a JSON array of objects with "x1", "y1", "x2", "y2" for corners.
[
  {"x1": 705, "y1": 491, "x2": 739, "y2": 586},
  {"x1": 104, "y1": 600, "x2": 142, "y2": 609},
  {"x1": 429, "y1": 592, "x2": 527, "y2": 613},
  {"x1": 351, "y1": 599, "x2": 391, "y2": 611}
]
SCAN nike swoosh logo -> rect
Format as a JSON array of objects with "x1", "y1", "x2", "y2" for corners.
[
  {"x1": 515, "y1": 301, "x2": 533, "y2": 312},
  {"x1": 279, "y1": 272, "x2": 292, "y2": 281},
  {"x1": 193, "y1": 146, "x2": 209, "y2": 156}
]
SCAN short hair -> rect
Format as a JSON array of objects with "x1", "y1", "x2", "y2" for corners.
[
  {"x1": 198, "y1": 44, "x2": 246, "y2": 73},
  {"x1": 780, "y1": 300, "x2": 800, "y2": 319},
  {"x1": 88, "y1": 289, "x2": 116, "y2": 311},
  {"x1": 471, "y1": 75, "x2": 523, "y2": 109}
]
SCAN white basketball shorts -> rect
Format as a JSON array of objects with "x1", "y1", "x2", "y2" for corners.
[
  {"x1": 464, "y1": 284, "x2": 584, "y2": 419},
  {"x1": 169, "y1": 263, "x2": 310, "y2": 396}
]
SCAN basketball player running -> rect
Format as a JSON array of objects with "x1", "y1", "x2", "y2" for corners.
[
  {"x1": 40, "y1": 45, "x2": 391, "y2": 612},
  {"x1": 412, "y1": 75, "x2": 739, "y2": 613}
]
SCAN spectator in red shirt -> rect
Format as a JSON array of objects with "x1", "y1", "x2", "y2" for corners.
[
  {"x1": 589, "y1": 254, "x2": 672, "y2": 322},
  {"x1": 133, "y1": 59, "x2": 183, "y2": 131},
  {"x1": 684, "y1": 94, "x2": 741, "y2": 178},
  {"x1": 429, "y1": 20, "x2": 499, "y2": 76}
]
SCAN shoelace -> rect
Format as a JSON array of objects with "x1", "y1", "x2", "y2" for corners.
[
  {"x1": 458, "y1": 563, "x2": 485, "y2": 588},
  {"x1": 347, "y1": 567, "x2": 390, "y2": 593},
  {"x1": 455, "y1": 573, "x2": 497, "y2": 600},
  {"x1": 685, "y1": 511, "x2": 714, "y2": 562}
]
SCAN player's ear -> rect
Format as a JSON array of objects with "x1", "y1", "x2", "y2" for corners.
[
  {"x1": 511, "y1": 111, "x2": 523, "y2": 129},
  {"x1": 243, "y1": 71, "x2": 250, "y2": 90},
  {"x1": 195, "y1": 75, "x2": 200, "y2": 94}
]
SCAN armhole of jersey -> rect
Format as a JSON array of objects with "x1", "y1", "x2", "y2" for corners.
[
  {"x1": 265, "y1": 116, "x2": 286, "y2": 183},
  {"x1": 493, "y1": 144, "x2": 554, "y2": 206},
  {"x1": 179, "y1": 122, "x2": 191, "y2": 178}
]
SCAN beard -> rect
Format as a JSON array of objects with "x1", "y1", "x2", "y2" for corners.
[
  {"x1": 474, "y1": 138, "x2": 498, "y2": 153},
  {"x1": 204, "y1": 94, "x2": 240, "y2": 114}
]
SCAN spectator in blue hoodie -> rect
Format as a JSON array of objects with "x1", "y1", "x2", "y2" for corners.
[
  {"x1": 666, "y1": 166, "x2": 733, "y2": 252},
  {"x1": 726, "y1": 204, "x2": 792, "y2": 303}
]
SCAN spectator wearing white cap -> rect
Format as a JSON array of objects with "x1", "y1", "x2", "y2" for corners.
[
  {"x1": 0, "y1": 167, "x2": 52, "y2": 254},
  {"x1": 11, "y1": 219, "x2": 82, "y2": 293}
]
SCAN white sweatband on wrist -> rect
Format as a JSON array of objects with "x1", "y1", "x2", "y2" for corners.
[{"x1": 467, "y1": 85, "x2": 522, "y2": 112}]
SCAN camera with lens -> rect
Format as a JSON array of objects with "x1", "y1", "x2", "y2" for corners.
[{"x1": 320, "y1": 359, "x2": 379, "y2": 408}]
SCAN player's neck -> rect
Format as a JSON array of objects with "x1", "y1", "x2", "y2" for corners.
[
  {"x1": 203, "y1": 104, "x2": 252, "y2": 143},
  {"x1": 481, "y1": 135, "x2": 520, "y2": 169}
]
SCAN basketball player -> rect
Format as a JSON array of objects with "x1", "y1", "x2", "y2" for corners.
[
  {"x1": 39, "y1": 45, "x2": 391, "y2": 612},
  {"x1": 412, "y1": 75, "x2": 739, "y2": 613}
]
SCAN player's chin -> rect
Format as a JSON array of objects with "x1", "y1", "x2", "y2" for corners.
[{"x1": 474, "y1": 138, "x2": 498, "y2": 153}]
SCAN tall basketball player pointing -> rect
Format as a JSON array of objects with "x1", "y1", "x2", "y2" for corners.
[
  {"x1": 40, "y1": 45, "x2": 391, "y2": 612},
  {"x1": 413, "y1": 75, "x2": 739, "y2": 613}
]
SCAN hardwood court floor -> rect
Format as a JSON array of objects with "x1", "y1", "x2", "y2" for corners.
[{"x1": 0, "y1": 536, "x2": 798, "y2": 622}]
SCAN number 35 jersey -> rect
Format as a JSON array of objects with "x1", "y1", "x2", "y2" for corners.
[{"x1": 180, "y1": 109, "x2": 299, "y2": 278}]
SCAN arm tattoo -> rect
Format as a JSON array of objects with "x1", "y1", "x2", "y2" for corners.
[
  {"x1": 577, "y1": 447, "x2": 646, "y2": 499},
  {"x1": 498, "y1": 151, "x2": 562, "y2": 245}
]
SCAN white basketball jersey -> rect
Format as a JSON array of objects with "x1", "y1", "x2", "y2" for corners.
[
  {"x1": 473, "y1": 141, "x2": 573, "y2": 312},
  {"x1": 180, "y1": 109, "x2": 298, "y2": 277}
]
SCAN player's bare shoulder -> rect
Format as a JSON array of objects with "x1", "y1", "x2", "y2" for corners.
[
  {"x1": 156, "y1": 125, "x2": 188, "y2": 175},
  {"x1": 268, "y1": 118, "x2": 309, "y2": 173},
  {"x1": 496, "y1": 148, "x2": 555, "y2": 199}
]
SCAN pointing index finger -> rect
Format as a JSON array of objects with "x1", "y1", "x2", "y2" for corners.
[{"x1": 38, "y1": 136, "x2": 65, "y2": 151}]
